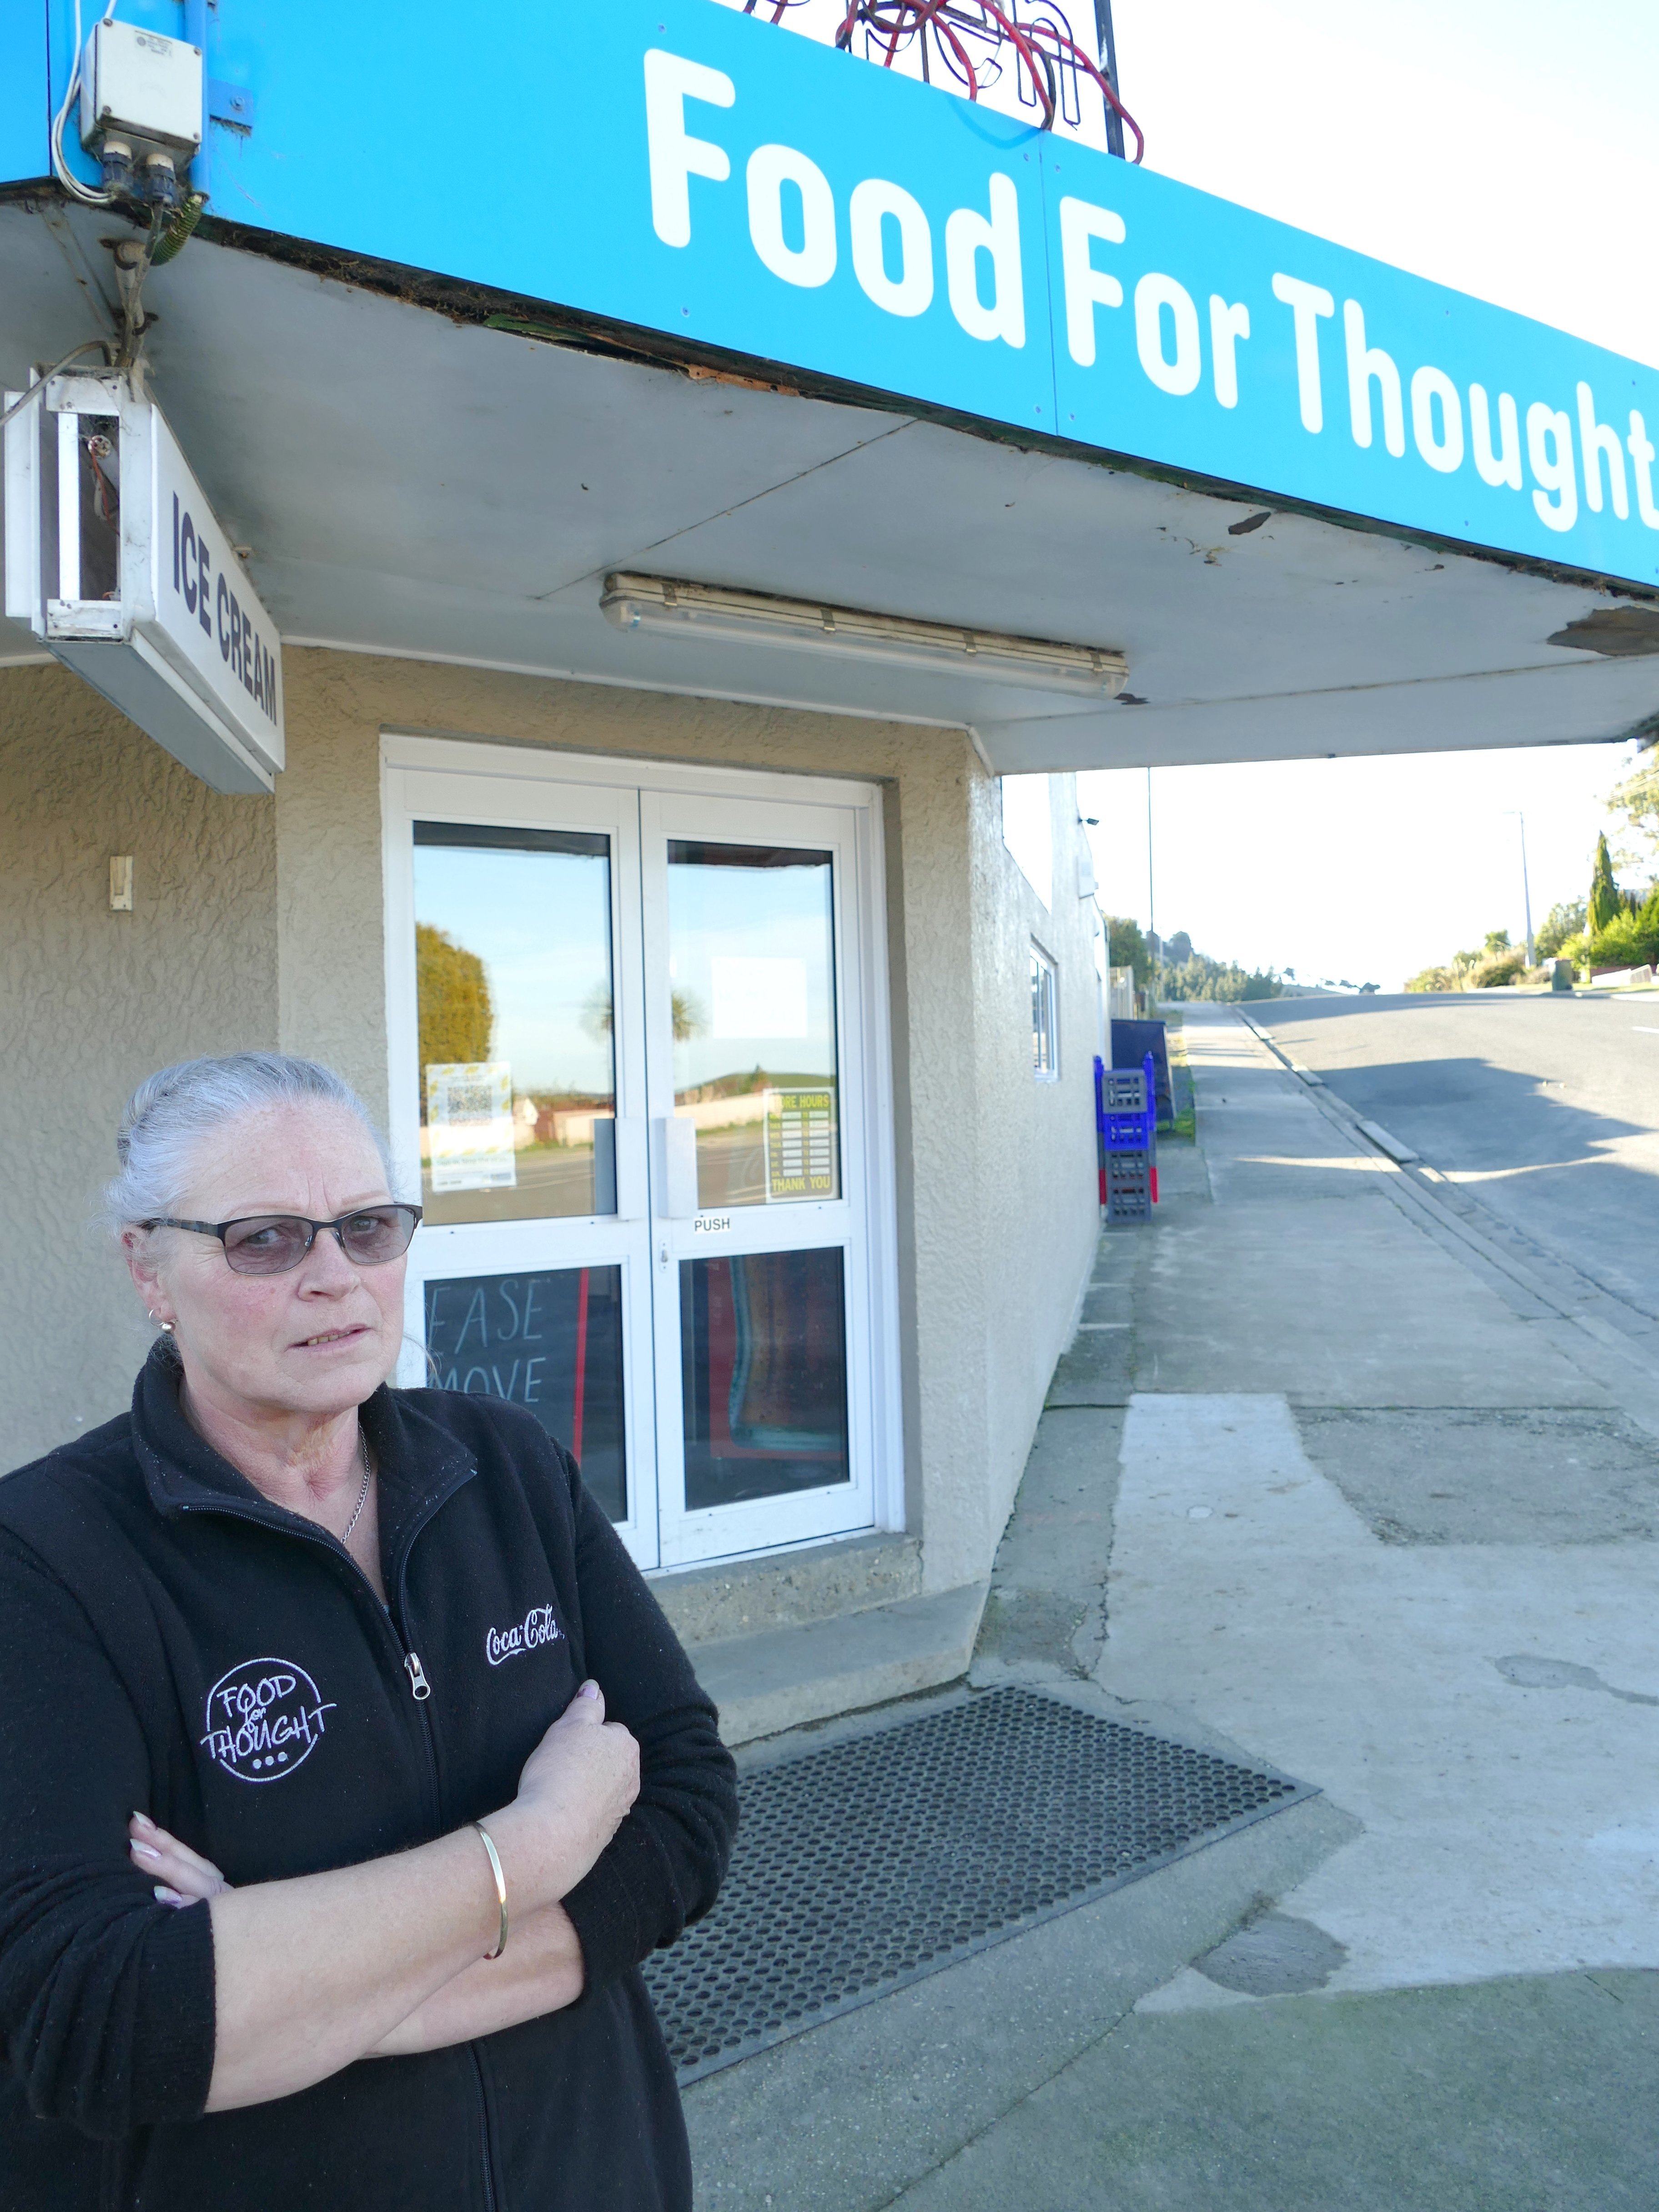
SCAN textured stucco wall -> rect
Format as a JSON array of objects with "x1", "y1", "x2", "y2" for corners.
[
  {"x1": 948, "y1": 771, "x2": 1102, "y2": 1589},
  {"x1": 4, "y1": 650, "x2": 1101, "y2": 1603},
  {"x1": 0, "y1": 666, "x2": 278, "y2": 1470}
]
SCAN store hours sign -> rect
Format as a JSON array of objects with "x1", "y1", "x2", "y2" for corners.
[{"x1": 3, "y1": 367, "x2": 284, "y2": 794}]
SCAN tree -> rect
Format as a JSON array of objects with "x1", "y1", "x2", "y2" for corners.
[
  {"x1": 1160, "y1": 948, "x2": 1282, "y2": 1001},
  {"x1": 416, "y1": 923, "x2": 493, "y2": 1117},
  {"x1": 1105, "y1": 914, "x2": 1152, "y2": 990},
  {"x1": 1534, "y1": 900, "x2": 1586, "y2": 960},
  {"x1": 1589, "y1": 833, "x2": 1624, "y2": 935},
  {"x1": 1606, "y1": 746, "x2": 1659, "y2": 873}
]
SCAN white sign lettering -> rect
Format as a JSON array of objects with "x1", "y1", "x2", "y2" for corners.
[
  {"x1": 485, "y1": 1603, "x2": 564, "y2": 1667},
  {"x1": 201, "y1": 1655, "x2": 336, "y2": 1784}
]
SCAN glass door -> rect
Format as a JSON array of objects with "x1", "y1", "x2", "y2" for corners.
[
  {"x1": 642, "y1": 789, "x2": 879, "y2": 1566},
  {"x1": 385, "y1": 762, "x2": 659, "y2": 1564},
  {"x1": 385, "y1": 742, "x2": 895, "y2": 1575}
]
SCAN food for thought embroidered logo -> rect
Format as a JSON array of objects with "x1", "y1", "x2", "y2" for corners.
[
  {"x1": 485, "y1": 1603, "x2": 563, "y2": 1668},
  {"x1": 201, "y1": 1657, "x2": 337, "y2": 1784}
]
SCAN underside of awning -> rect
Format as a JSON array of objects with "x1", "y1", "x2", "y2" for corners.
[{"x1": 3, "y1": 198, "x2": 1656, "y2": 774}]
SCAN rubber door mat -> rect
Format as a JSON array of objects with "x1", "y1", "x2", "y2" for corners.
[{"x1": 643, "y1": 1685, "x2": 1311, "y2": 2081}]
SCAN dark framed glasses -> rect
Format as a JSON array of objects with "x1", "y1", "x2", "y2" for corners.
[{"x1": 141, "y1": 1205, "x2": 422, "y2": 1276}]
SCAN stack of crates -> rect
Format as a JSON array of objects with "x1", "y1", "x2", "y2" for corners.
[{"x1": 1094, "y1": 1052, "x2": 1157, "y2": 1223}]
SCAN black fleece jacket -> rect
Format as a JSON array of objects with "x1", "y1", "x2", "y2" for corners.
[{"x1": 0, "y1": 1347, "x2": 737, "y2": 2212}]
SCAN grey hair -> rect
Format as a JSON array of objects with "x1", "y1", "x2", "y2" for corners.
[{"x1": 105, "y1": 1052, "x2": 397, "y2": 1235}]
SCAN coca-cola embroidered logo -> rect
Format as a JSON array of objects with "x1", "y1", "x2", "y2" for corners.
[
  {"x1": 485, "y1": 1603, "x2": 563, "y2": 1668},
  {"x1": 201, "y1": 1657, "x2": 337, "y2": 1784}
]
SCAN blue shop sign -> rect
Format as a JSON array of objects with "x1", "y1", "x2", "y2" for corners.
[{"x1": 15, "y1": 0, "x2": 1659, "y2": 589}]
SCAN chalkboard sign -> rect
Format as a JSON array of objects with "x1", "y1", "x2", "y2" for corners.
[{"x1": 423, "y1": 1265, "x2": 626, "y2": 1523}]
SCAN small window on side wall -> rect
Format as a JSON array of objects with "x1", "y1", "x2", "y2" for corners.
[{"x1": 1031, "y1": 945, "x2": 1058, "y2": 1078}]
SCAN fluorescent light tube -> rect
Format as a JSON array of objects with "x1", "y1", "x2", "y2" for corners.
[{"x1": 600, "y1": 573, "x2": 1128, "y2": 697}]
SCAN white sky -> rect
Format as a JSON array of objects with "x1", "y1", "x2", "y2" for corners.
[
  {"x1": 1078, "y1": 0, "x2": 1659, "y2": 986},
  {"x1": 1084, "y1": 747, "x2": 1640, "y2": 990}
]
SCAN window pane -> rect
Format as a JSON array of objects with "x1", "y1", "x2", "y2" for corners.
[
  {"x1": 1031, "y1": 949, "x2": 1057, "y2": 1075},
  {"x1": 413, "y1": 824, "x2": 615, "y2": 1223},
  {"x1": 679, "y1": 1247, "x2": 850, "y2": 1509},
  {"x1": 423, "y1": 1265, "x2": 627, "y2": 1521},
  {"x1": 667, "y1": 841, "x2": 840, "y2": 1210}
]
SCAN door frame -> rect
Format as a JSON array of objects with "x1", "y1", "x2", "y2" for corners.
[{"x1": 380, "y1": 733, "x2": 906, "y2": 1567}]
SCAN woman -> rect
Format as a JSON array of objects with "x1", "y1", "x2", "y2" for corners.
[{"x1": 0, "y1": 1053, "x2": 737, "y2": 2210}]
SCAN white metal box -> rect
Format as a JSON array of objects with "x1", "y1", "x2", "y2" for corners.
[
  {"x1": 79, "y1": 20, "x2": 202, "y2": 153},
  {"x1": 3, "y1": 370, "x2": 283, "y2": 794}
]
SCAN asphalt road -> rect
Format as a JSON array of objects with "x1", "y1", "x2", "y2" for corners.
[{"x1": 1254, "y1": 991, "x2": 1659, "y2": 1323}]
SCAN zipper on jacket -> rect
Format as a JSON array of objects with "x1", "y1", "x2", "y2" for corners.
[
  {"x1": 470, "y1": 2046, "x2": 501, "y2": 2212},
  {"x1": 176, "y1": 1459, "x2": 473, "y2": 1835}
]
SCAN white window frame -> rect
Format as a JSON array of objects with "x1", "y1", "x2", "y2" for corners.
[
  {"x1": 380, "y1": 734, "x2": 907, "y2": 1562},
  {"x1": 1031, "y1": 941, "x2": 1060, "y2": 1080}
]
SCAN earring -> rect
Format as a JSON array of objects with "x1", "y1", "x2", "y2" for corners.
[{"x1": 146, "y1": 1312, "x2": 175, "y2": 1334}]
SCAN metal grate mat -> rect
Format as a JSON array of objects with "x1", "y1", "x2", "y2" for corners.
[{"x1": 643, "y1": 1685, "x2": 1311, "y2": 2083}]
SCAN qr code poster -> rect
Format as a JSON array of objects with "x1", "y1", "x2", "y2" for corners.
[{"x1": 426, "y1": 1061, "x2": 518, "y2": 1192}]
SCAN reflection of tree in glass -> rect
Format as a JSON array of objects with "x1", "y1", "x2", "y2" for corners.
[
  {"x1": 672, "y1": 989, "x2": 703, "y2": 1042},
  {"x1": 582, "y1": 983, "x2": 614, "y2": 1041},
  {"x1": 416, "y1": 922, "x2": 492, "y2": 1117}
]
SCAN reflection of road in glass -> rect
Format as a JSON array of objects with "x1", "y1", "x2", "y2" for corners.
[
  {"x1": 681, "y1": 1092, "x2": 839, "y2": 1209},
  {"x1": 695, "y1": 1121, "x2": 767, "y2": 1209},
  {"x1": 422, "y1": 1141, "x2": 607, "y2": 1225}
]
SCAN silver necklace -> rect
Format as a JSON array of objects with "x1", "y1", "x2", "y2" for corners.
[{"x1": 341, "y1": 1426, "x2": 372, "y2": 1543}]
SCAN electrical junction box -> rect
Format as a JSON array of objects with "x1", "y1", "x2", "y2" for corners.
[{"x1": 79, "y1": 20, "x2": 202, "y2": 154}]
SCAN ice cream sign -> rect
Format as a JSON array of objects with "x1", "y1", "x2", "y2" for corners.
[{"x1": 3, "y1": 366, "x2": 284, "y2": 794}]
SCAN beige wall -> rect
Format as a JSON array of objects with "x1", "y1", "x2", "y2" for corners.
[
  {"x1": 0, "y1": 665, "x2": 278, "y2": 1467},
  {"x1": 4, "y1": 650, "x2": 1101, "y2": 1604}
]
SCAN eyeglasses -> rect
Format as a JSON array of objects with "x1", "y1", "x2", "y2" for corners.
[{"x1": 141, "y1": 1205, "x2": 422, "y2": 1276}]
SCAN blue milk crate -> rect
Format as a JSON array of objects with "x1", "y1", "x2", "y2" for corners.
[{"x1": 1101, "y1": 1054, "x2": 1156, "y2": 1151}]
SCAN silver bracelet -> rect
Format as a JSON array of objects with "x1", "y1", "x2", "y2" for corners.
[{"x1": 473, "y1": 1821, "x2": 508, "y2": 1961}]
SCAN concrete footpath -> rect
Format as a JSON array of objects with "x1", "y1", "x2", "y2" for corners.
[{"x1": 685, "y1": 1003, "x2": 1659, "y2": 2209}]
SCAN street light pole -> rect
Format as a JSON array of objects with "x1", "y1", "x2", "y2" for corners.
[
  {"x1": 1146, "y1": 764, "x2": 1157, "y2": 1004},
  {"x1": 1503, "y1": 809, "x2": 1534, "y2": 965}
]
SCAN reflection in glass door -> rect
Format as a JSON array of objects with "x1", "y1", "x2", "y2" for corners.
[
  {"x1": 645, "y1": 791, "x2": 880, "y2": 1567},
  {"x1": 413, "y1": 824, "x2": 618, "y2": 1225},
  {"x1": 666, "y1": 839, "x2": 850, "y2": 1514},
  {"x1": 386, "y1": 764, "x2": 656, "y2": 1562},
  {"x1": 386, "y1": 742, "x2": 896, "y2": 1575}
]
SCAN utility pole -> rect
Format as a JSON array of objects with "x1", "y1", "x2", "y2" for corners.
[
  {"x1": 1503, "y1": 809, "x2": 1534, "y2": 965},
  {"x1": 1093, "y1": 0, "x2": 1125, "y2": 159},
  {"x1": 1146, "y1": 764, "x2": 1157, "y2": 1002}
]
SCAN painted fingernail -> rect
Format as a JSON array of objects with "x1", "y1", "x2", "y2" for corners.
[
  {"x1": 579, "y1": 1680, "x2": 600, "y2": 1699},
  {"x1": 131, "y1": 1840, "x2": 159, "y2": 1860},
  {"x1": 154, "y1": 1885, "x2": 184, "y2": 1905},
  {"x1": 131, "y1": 1811, "x2": 155, "y2": 1830}
]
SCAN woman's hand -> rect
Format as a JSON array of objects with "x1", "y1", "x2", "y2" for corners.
[
  {"x1": 486, "y1": 1680, "x2": 640, "y2": 1909},
  {"x1": 129, "y1": 1812, "x2": 231, "y2": 1907}
]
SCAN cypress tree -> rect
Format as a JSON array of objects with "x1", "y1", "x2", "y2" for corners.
[{"x1": 1589, "y1": 833, "x2": 1623, "y2": 935}]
